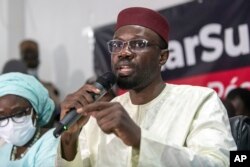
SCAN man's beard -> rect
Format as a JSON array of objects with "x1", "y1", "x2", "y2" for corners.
[
  {"x1": 116, "y1": 70, "x2": 150, "y2": 90},
  {"x1": 117, "y1": 76, "x2": 140, "y2": 90}
]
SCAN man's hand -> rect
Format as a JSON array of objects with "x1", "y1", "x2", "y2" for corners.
[
  {"x1": 60, "y1": 84, "x2": 100, "y2": 160},
  {"x1": 81, "y1": 101, "x2": 141, "y2": 148}
]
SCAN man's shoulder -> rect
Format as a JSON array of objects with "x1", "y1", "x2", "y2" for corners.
[
  {"x1": 111, "y1": 84, "x2": 217, "y2": 103},
  {"x1": 167, "y1": 83, "x2": 215, "y2": 94},
  {"x1": 163, "y1": 83, "x2": 218, "y2": 102}
]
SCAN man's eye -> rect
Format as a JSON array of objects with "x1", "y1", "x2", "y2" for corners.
[
  {"x1": 131, "y1": 40, "x2": 146, "y2": 48},
  {"x1": 112, "y1": 41, "x2": 123, "y2": 48}
]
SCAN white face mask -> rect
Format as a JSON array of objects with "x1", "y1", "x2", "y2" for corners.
[{"x1": 0, "y1": 111, "x2": 36, "y2": 146}]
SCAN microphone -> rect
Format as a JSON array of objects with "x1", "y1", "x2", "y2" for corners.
[{"x1": 53, "y1": 72, "x2": 116, "y2": 138}]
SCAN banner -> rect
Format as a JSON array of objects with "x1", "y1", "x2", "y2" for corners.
[{"x1": 93, "y1": 0, "x2": 250, "y2": 98}]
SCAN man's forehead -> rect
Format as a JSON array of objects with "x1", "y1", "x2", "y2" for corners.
[{"x1": 114, "y1": 25, "x2": 161, "y2": 41}]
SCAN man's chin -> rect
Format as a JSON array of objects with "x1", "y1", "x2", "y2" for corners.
[{"x1": 117, "y1": 77, "x2": 137, "y2": 90}]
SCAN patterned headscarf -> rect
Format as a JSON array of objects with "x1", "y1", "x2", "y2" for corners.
[{"x1": 0, "y1": 72, "x2": 55, "y2": 126}]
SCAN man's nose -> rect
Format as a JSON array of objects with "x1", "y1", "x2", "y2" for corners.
[{"x1": 118, "y1": 43, "x2": 133, "y2": 58}]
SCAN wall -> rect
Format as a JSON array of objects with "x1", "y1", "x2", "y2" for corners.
[{"x1": 0, "y1": 0, "x2": 8, "y2": 71}]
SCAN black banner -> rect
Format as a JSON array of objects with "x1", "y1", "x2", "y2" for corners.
[{"x1": 160, "y1": 0, "x2": 250, "y2": 80}]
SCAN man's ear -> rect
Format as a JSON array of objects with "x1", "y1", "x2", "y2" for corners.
[{"x1": 159, "y1": 49, "x2": 169, "y2": 66}]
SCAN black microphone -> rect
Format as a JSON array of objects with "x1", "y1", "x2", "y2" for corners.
[{"x1": 53, "y1": 72, "x2": 116, "y2": 138}]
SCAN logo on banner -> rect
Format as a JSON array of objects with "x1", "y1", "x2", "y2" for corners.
[{"x1": 162, "y1": 23, "x2": 249, "y2": 71}]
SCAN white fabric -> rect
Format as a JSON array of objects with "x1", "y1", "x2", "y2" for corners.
[
  {"x1": 0, "y1": 112, "x2": 36, "y2": 146},
  {"x1": 62, "y1": 84, "x2": 236, "y2": 167}
]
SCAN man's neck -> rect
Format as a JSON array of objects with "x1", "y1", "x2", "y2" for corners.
[{"x1": 128, "y1": 79, "x2": 166, "y2": 105}]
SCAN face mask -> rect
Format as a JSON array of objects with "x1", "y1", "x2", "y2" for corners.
[{"x1": 0, "y1": 111, "x2": 36, "y2": 146}]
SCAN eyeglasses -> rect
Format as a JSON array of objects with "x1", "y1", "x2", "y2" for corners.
[
  {"x1": 0, "y1": 107, "x2": 33, "y2": 127},
  {"x1": 107, "y1": 39, "x2": 164, "y2": 54}
]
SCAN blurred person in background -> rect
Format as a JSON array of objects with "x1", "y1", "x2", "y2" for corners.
[
  {"x1": 226, "y1": 88, "x2": 250, "y2": 117},
  {"x1": 222, "y1": 98, "x2": 236, "y2": 118},
  {"x1": 19, "y1": 39, "x2": 61, "y2": 127},
  {"x1": 2, "y1": 59, "x2": 28, "y2": 74},
  {"x1": 225, "y1": 88, "x2": 250, "y2": 151}
]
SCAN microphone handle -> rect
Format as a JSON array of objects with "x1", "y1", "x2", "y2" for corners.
[
  {"x1": 53, "y1": 82, "x2": 108, "y2": 138},
  {"x1": 53, "y1": 110, "x2": 80, "y2": 138}
]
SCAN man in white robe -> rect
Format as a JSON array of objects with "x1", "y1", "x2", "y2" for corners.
[{"x1": 58, "y1": 7, "x2": 236, "y2": 167}]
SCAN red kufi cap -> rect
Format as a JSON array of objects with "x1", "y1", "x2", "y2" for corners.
[{"x1": 115, "y1": 7, "x2": 169, "y2": 43}]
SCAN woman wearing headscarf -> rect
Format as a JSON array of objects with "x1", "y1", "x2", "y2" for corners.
[{"x1": 0, "y1": 72, "x2": 59, "y2": 167}]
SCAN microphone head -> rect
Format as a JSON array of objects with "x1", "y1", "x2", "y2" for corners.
[{"x1": 96, "y1": 72, "x2": 117, "y2": 90}]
